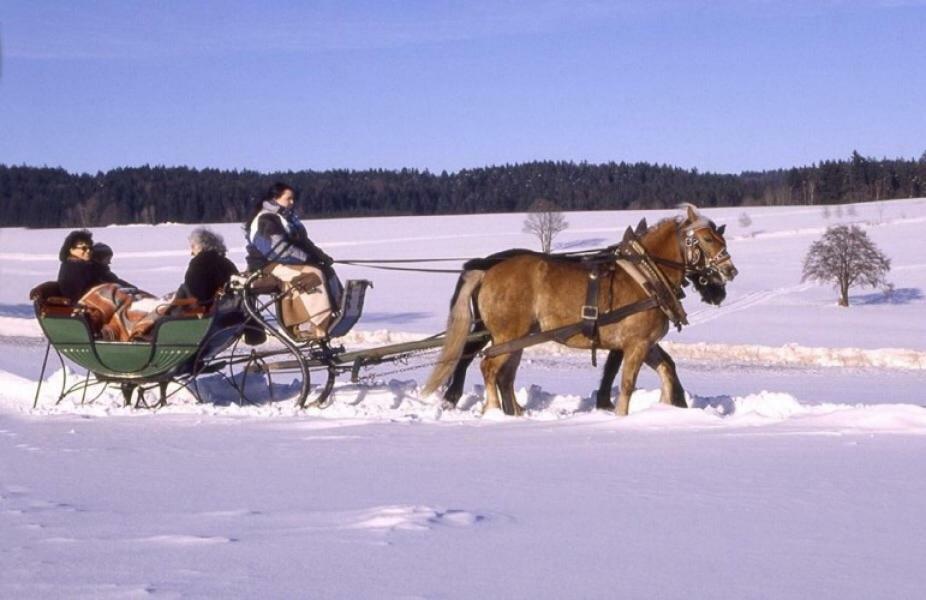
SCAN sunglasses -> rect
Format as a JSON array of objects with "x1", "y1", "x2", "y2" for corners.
[{"x1": 73, "y1": 245, "x2": 92, "y2": 251}]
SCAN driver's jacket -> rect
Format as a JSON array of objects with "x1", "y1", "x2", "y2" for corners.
[{"x1": 245, "y1": 201, "x2": 332, "y2": 271}]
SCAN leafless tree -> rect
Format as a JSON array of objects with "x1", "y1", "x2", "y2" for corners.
[
  {"x1": 738, "y1": 212, "x2": 752, "y2": 228},
  {"x1": 523, "y1": 199, "x2": 568, "y2": 253},
  {"x1": 802, "y1": 225, "x2": 891, "y2": 307}
]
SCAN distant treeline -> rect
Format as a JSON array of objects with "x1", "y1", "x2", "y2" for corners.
[{"x1": 2, "y1": 151, "x2": 924, "y2": 228}]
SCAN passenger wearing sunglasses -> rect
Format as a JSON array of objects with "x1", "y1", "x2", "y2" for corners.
[{"x1": 56, "y1": 230, "x2": 132, "y2": 303}]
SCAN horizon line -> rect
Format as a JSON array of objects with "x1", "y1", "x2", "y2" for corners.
[{"x1": 4, "y1": 151, "x2": 924, "y2": 179}]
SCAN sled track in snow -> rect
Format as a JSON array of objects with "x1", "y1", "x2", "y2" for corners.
[{"x1": 686, "y1": 282, "x2": 816, "y2": 327}]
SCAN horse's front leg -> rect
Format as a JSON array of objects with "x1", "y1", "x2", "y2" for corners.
[
  {"x1": 595, "y1": 350, "x2": 622, "y2": 410},
  {"x1": 616, "y1": 344, "x2": 649, "y2": 416},
  {"x1": 644, "y1": 344, "x2": 687, "y2": 408}
]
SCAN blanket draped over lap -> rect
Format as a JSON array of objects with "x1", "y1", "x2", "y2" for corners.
[{"x1": 79, "y1": 283, "x2": 172, "y2": 342}]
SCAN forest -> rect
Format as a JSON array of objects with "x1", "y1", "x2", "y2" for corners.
[{"x1": 1, "y1": 151, "x2": 924, "y2": 228}]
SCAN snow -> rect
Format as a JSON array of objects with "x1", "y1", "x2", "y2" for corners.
[{"x1": 1, "y1": 198, "x2": 925, "y2": 598}]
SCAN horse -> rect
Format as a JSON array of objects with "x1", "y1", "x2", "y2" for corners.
[
  {"x1": 423, "y1": 205, "x2": 737, "y2": 416},
  {"x1": 438, "y1": 266, "x2": 729, "y2": 412}
]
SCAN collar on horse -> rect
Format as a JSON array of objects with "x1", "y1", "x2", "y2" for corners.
[{"x1": 579, "y1": 220, "x2": 694, "y2": 341}]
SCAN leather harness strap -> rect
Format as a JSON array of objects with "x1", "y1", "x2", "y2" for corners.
[
  {"x1": 482, "y1": 297, "x2": 659, "y2": 358},
  {"x1": 617, "y1": 234, "x2": 688, "y2": 331},
  {"x1": 580, "y1": 269, "x2": 600, "y2": 343}
]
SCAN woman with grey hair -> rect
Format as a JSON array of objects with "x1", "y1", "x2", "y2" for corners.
[
  {"x1": 189, "y1": 227, "x2": 227, "y2": 255},
  {"x1": 183, "y1": 227, "x2": 238, "y2": 303}
]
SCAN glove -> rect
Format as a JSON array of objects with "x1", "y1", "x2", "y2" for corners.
[{"x1": 314, "y1": 250, "x2": 334, "y2": 267}]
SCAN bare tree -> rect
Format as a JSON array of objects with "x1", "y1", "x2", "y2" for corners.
[
  {"x1": 523, "y1": 199, "x2": 568, "y2": 253},
  {"x1": 738, "y1": 212, "x2": 752, "y2": 228},
  {"x1": 802, "y1": 225, "x2": 891, "y2": 307}
]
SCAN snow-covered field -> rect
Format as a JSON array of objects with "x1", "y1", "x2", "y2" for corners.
[{"x1": 1, "y1": 199, "x2": 925, "y2": 598}]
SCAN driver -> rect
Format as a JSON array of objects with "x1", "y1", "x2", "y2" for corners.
[{"x1": 244, "y1": 183, "x2": 341, "y2": 341}]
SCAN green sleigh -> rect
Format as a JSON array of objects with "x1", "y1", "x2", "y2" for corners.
[
  {"x1": 30, "y1": 273, "x2": 374, "y2": 409},
  {"x1": 31, "y1": 281, "x2": 251, "y2": 408}
]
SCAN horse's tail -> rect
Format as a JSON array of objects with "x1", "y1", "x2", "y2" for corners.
[{"x1": 422, "y1": 269, "x2": 485, "y2": 396}]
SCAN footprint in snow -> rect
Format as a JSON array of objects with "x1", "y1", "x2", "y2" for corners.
[
  {"x1": 345, "y1": 505, "x2": 491, "y2": 532},
  {"x1": 133, "y1": 534, "x2": 237, "y2": 546}
]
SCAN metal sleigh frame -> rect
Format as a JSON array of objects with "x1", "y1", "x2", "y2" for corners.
[{"x1": 30, "y1": 273, "x2": 464, "y2": 410}]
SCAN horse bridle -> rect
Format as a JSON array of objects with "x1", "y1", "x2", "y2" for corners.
[
  {"x1": 651, "y1": 221, "x2": 733, "y2": 284},
  {"x1": 682, "y1": 221, "x2": 735, "y2": 282}
]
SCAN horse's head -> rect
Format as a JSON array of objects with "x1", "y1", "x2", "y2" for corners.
[{"x1": 680, "y1": 205, "x2": 738, "y2": 283}]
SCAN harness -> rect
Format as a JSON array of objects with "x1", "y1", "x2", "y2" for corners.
[{"x1": 484, "y1": 219, "x2": 723, "y2": 361}]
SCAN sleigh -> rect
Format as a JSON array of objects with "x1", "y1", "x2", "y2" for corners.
[{"x1": 29, "y1": 274, "x2": 431, "y2": 409}]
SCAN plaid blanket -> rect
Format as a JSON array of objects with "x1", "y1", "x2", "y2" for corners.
[{"x1": 79, "y1": 284, "x2": 173, "y2": 341}]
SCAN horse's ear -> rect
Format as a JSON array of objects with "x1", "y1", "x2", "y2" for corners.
[
  {"x1": 686, "y1": 205, "x2": 698, "y2": 223},
  {"x1": 623, "y1": 226, "x2": 635, "y2": 242},
  {"x1": 635, "y1": 218, "x2": 648, "y2": 235},
  {"x1": 717, "y1": 224, "x2": 726, "y2": 236}
]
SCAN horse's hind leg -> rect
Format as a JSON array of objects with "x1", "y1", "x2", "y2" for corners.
[
  {"x1": 616, "y1": 344, "x2": 648, "y2": 416},
  {"x1": 443, "y1": 335, "x2": 490, "y2": 408},
  {"x1": 480, "y1": 353, "x2": 511, "y2": 414},
  {"x1": 595, "y1": 350, "x2": 622, "y2": 410},
  {"x1": 498, "y1": 350, "x2": 523, "y2": 416},
  {"x1": 645, "y1": 344, "x2": 687, "y2": 408}
]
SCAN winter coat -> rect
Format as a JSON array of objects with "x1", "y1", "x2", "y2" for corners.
[
  {"x1": 245, "y1": 201, "x2": 333, "y2": 271},
  {"x1": 57, "y1": 258, "x2": 128, "y2": 304},
  {"x1": 182, "y1": 250, "x2": 239, "y2": 304},
  {"x1": 96, "y1": 265, "x2": 133, "y2": 289}
]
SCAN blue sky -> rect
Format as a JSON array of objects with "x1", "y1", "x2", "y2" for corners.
[{"x1": 1, "y1": 1, "x2": 924, "y2": 175}]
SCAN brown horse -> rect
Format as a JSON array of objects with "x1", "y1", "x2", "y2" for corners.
[
  {"x1": 423, "y1": 206, "x2": 737, "y2": 416},
  {"x1": 437, "y1": 266, "x2": 729, "y2": 413}
]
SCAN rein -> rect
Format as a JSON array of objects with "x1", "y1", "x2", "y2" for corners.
[
  {"x1": 336, "y1": 263, "x2": 462, "y2": 274},
  {"x1": 337, "y1": 257, "x2": 472, "y2": 264},
  {"x1": 336, "y1": 257, "x2": 469, "y2": 274}
]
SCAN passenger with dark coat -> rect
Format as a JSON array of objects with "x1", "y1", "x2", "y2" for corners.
[
  {"x1": 181, "y1": 227, "x2": 239, "y2": 303},
  {"x1": 74, "y1": 228, "x2": 239, "y2": 342},
  {"x1": 58, "y1": 229, "x2": 135, "y2": 304},
  {"x1": 91, "y1": 243, "x2": 133, "y2": 288},
  {"x1": 57, "y1": 230, "x2": 130, "y2": 304}
]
